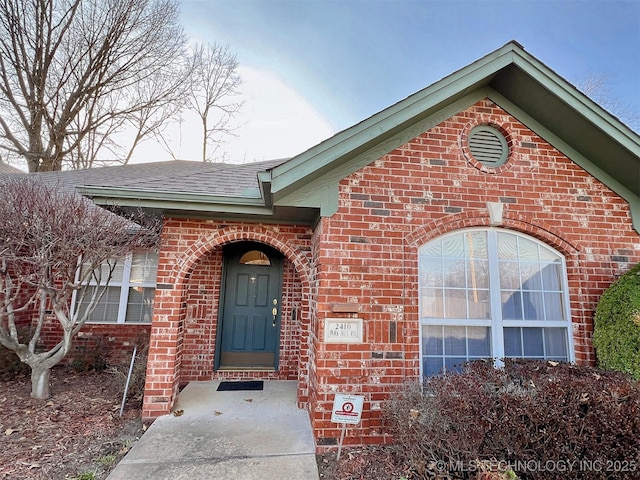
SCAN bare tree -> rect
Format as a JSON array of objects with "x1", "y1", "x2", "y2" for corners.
[
  {"x1": 187, "y1": 43, "x2": 243, "y2": 162},
  {"x1": 0, "y1": 177, "x2": 160, "y2": 398},
  {"x1": 0, "y1": 0, "x2": 189, "y2": 172},
  {"x1": 575, "y1": 74, "x2": 640, "y2": 132}
]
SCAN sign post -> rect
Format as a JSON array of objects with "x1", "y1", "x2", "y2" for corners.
[{"x1": 331, "y1": 393, "x2": 364, "y2": 461}]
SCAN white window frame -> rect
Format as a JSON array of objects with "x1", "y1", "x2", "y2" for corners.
[
  {"x1": 73, "y1": 252, "x2": 158, "y2": 324},
  {"x1": 418, "y1": 228, "x2": 574, "y2": 377}
]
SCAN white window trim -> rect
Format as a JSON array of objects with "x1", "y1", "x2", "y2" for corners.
[
  {"x1": 72, "y1": 253, "x2": 157, "y2": 325},
  {"x1": 418, "y1": 228, "x2": 575, "y2": 377}
]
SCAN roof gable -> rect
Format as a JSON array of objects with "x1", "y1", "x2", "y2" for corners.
[{"x1": 268, "y1": 41, "x2": 640, "y2": 230}]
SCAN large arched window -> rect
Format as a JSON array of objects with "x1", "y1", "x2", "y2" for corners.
[{"x1": 419, "y1": 228, "x2": 573, "y2": 376}]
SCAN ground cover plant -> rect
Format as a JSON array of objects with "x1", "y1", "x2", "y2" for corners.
[{"x1": 375, "y1": 359, "x2": 640, "y2": 480}]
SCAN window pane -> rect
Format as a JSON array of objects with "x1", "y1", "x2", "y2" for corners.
[
  {"x1": 422, "y1": 325, "x2": 490, "y2": 376},
  {"x1": 467, "y1": 289, "x2": 491, "y2": 319},
  {"x1": 517, "y1": 237, "x2": 539, "y2": 260},
  {"x1": 424, "y1": 357, "x2": 444, "y2": 376},
  {"x1": 499, "y1": 261, "x2": 520, "y2": 289},
  {"x1": 504, "y1": 327, "x2": 522, "y2": 356},
  {"x1": 465, "y1": 231, "x2": 488, "y2": 259},
  {"x1": 130, "y1": 252, "x2": 158, "y2": 284},
  {"x1": 124, "y1": 287, "x2": 155, "y2": 323},
  {"x1": 83, "y1": 260, "x2": 124, "y2": 284},
  {"x1": 421, "y1": 257, "x2": 443, "y2": 287},
  {"x1": 540, "y1": 262, "x2": 562, "y2": 290},
  {"x1": 497, "y1": 232, "x2": 518, "y2": 260},
  {"x1": 81, "y1": 286, "x2": 121, "y2": 323},
  {"x1": 423, "y1": 325, "x2": 443, "y2": 355},
  {"x1": 502, "y1": 291, "x2": 524, "y2": 320},
  {"x1": 443, "y1": 259, "x2": 466, "y2": 288},
  {"x1": 421, "y1": 288, "x2": 443, "y2": 317},
  {"x1": 523, "y1": 291, "x2": 544, "y2": 320},
  {"x1": 444, "y1": 289, "x2": 467, "y2": 319},
  {"x1": 444, "y1": 357, "x2": 467, "y2": 373},
  {"x1": 467, "y1": 327, "x2": 491, "y2": 356},
  {"x1": 520, "y1": 263, "x2": 543, "y2": 290},
  {"x1": 545, "y1": 328, "x2": 568, "y2": 359},
  {"x1": 444, "y1": 326, "x2": 466, "y2": 355},
  {"x1": 467, "y1": 259, "x2": 489, "y2": 289},
  {"x1": 239, "y1": 250, "x2": 271, "y2": 265},
  {"x1": 442, "y1": 235, "x2": 465, "y2": 258},
  {"x1": 522, "y1": 328, "x2": 544, "y2": 357},
  {"x1": 544, "y1": 292, "x2": 565, "y2": 321},
  {"x1": 421, "y1": 239, "x2": 442, "y2": 258}
]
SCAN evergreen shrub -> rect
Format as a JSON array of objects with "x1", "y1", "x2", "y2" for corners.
[{"x1": 593, "y1": 262, "x2": 640, "y2": 379}]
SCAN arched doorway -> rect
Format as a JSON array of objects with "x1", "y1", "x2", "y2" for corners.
[{"x1": 215, "y1": 242, "x2": 284, "y2": 370}]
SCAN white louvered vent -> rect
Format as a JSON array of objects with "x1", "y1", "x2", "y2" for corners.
[{"x1": 468, "y1": 126, "x2": 508, "y2": 167}]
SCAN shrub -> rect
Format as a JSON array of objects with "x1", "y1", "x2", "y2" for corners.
[
  {"x1": 0, "y1": 344, "x2": 30, "y2": 379},
  {"x1": 384, "y1": 360, "x2": 640, "y2": 480},
  {"x1": 593, "y1": 262, "x2": 640, "y2": 379}
]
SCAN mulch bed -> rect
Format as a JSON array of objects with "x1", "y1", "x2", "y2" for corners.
[
  {"x1": 0, "y1": 367, "x2": 145, "y2": 480},
  {"x1": 0, "y1": 366, "x2": 412, "y2": 480}
]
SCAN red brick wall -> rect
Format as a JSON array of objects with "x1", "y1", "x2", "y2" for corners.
[
  {"x1": 29, "y1": 317, "x2": 149, "y2": 366},
  {"x1": 310, "y1": 99, "x2": 640, "y2": 449}
]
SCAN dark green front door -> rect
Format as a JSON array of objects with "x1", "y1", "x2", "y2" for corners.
[{"x1": 218, "y1": 244, "x2": 282, "y2": 369}]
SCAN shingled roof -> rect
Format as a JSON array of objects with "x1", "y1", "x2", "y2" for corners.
[
  {"x1": 30, "y1": 159, "x2": 286, "y2": 198},
  {"x1": 0, "y1": 162, "x2": 23, "y2": 174}
]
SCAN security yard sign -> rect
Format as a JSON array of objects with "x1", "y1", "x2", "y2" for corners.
[
  {"x1": 332, "y1": 393, "x2": 364, "y2": 460},
  {"x1": 331, "y1": 394, "x2": 364, "y2": 424}
]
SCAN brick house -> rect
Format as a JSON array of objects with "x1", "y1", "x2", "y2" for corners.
[{"x1": 17, "y1": 42, "x2": 640, "y2": 448}]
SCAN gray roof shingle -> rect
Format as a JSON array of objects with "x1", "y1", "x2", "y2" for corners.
[
  {"x1": 26, "y1": 159, "x2": 287, "y2": 198},
  {"x1": 0, "y1": 162, "x2": 23, "y2": 174}
]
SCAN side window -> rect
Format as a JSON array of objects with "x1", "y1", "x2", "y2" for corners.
[
  {"x1": 419, "y1": 228, "x2": 572, "y2": 376},
  {"x1": 76, "y1": 251, "x2": 158, "y2": 324}
]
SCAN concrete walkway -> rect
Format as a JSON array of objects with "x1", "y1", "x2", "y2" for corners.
[{"x1": 107, "y1": 380, "x2": 319, "y2": 480}]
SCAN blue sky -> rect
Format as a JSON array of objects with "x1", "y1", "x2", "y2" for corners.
[{"x1": 143, "y1": 0, "x2": 640, "y2": 163}]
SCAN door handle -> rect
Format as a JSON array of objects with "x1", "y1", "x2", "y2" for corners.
[{"x1": 272, "y1": 307, "x2": 277, "y2": 327}]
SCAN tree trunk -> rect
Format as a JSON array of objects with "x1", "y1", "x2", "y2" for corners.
[{"x1": 30, "y1": 365, "x2": 51, "y2": 399}]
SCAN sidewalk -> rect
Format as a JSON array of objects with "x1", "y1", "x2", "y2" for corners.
[{"x1": 107, "y1": 380, "x2": 319, "y2": 480}]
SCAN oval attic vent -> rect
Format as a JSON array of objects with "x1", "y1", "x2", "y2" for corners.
[{"x1": 468, "y1": 125, "x2": 508, "y2": 167}]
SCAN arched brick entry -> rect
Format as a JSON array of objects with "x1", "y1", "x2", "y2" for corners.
[{"x1": 142, "y1": 221, "x2": 314, "y2": 420}]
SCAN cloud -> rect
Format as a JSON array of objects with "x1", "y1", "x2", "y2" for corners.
[{"x1": 131, "y1": 66, "x2": 335, "y2": 164}]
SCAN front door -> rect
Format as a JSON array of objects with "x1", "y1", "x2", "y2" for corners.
[{"x1": 217, "y1": 243, "x2": 283, "y2": 369}]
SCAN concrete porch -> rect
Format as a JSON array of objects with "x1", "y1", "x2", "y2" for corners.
[{"x1": 108, "y1": 380, "x2": 319, "y2": 479}]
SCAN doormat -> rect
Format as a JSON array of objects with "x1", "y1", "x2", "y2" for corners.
[{"x1": 217, "y1": 381, "x2": 264, "y2": 391}]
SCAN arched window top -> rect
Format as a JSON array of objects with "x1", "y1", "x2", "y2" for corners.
[{"x1": 239, "y1": 250, "x2": 271, "y2": 266}]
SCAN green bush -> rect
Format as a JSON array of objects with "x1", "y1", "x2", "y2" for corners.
[
  {"x1": 384, "y1": 360, "x2": 640, "y2": 480},
  {"x1": 593, "y1": 262, "x2": 640, "y2": 379}
]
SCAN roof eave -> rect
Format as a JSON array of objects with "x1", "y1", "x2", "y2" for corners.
[{"x1": 77, "y1": 185, "x2": 271, "y2": 215}]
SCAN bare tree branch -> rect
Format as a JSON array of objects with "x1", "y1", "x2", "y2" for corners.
[
  {"x1": 187, "y1": 43, "x2": 243, "y2": 162},
  {"x1": 574, "y1": 73, "x2": 640, "y2": 132},
  {"x1": 0, "y1": 0, "x2": 189, "y2": 171}
]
